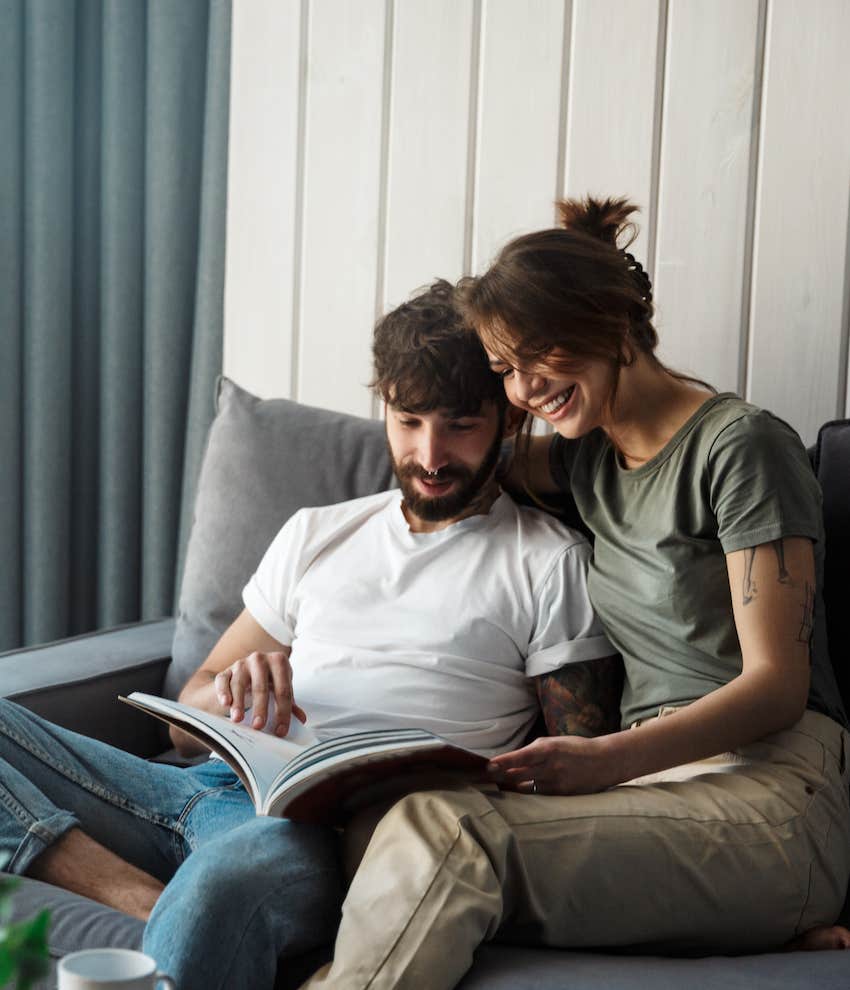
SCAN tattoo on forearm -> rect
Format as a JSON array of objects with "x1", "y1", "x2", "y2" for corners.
[
  {"x1": 537, "y1": 656, "x2": 623, "y2": 738},
  {"x1": 797, "y1": 581, "x2": 814, "y2": 661},
  {"x1": 743, "y1": 548, "x2": 757, "y2": 605},
  {"x1": 742, "y1": 539, "x2": 793, "y2": 606},
  {"x1": 772, "y1": 539, "x2": 790, "y2": 584}
]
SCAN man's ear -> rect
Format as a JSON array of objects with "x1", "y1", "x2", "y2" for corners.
[{"x1": 502, "y1": 404, "x2": 527, "y2": 439}]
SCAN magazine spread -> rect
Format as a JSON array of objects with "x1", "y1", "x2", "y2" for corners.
[{"x1": 120, "y1": 692, "x2": 488, "y2": 824}]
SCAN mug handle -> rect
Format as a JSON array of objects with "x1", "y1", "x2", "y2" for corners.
[{"x1": 156, "y1": 974, "x2": 177, "y2": 989}]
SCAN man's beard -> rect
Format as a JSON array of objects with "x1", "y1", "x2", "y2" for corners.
[{"x1": 390, "y1": 429, "x2": 503, "y2": 524}]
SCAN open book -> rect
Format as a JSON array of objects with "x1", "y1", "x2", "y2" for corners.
[{"x1": 120, "y1": 692, "x2": 488, "y2": 824}]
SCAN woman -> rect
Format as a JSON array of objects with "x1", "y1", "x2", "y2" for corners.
[{"x1": 303, "y1": 199, "x2": 850, "y2": 990}]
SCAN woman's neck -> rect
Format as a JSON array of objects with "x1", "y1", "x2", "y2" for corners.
[{"x1": 603, "y1": 355, "x2": 715, "y2": 469}]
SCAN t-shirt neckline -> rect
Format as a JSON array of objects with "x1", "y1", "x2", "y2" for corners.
[
  {"x1": 389, "y1": 488, "x2": 510, "y2": 537},
  {"x1": 613, "y1": 392, "x2": 738, "y2": 480}
]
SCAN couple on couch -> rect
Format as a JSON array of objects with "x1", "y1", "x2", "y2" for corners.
[{"x1": 1, "y1": 197, "x2": 848, "y2": 990}]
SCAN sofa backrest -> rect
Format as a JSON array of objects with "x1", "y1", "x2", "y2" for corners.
[{"x1": 810, "y1": 419, "x2": 850, "y2": 715}]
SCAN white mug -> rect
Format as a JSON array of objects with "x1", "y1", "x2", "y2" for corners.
[{"x1": 58, "y1": 949, "x2": 176, "y2": 990}]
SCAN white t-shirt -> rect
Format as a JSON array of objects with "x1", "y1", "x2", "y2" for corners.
[{"x1": 243, "y1": 490, "x2": 612, "y2": 756}]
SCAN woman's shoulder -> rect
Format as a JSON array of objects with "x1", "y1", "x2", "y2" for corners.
[{"x1": 699, "y1": 394, "x2": 808, "y2": 464}]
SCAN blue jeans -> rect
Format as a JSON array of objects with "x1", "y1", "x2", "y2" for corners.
[{"x1": 0, "y1": 698, "x2": 342, "y2": 990}]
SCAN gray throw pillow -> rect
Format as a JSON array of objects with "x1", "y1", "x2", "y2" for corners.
[{"x1": 168, "y1": 377, "x2": 395, "y2": 698}]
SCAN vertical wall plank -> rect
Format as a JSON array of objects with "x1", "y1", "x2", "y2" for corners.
[
  {"x1": 748, "y1": 0, "x2": 850, "y2": 444},
  {"x1": 223, "y1": 0, "x2": 301, "y2": 398},
  {"x1": 382, "y1": 0, "x2": 474, "y2": 309},
  {"x1": 653, "y1": 0, "x2": 760, "y2": 391},
  {"x1": 472, "y1": 0, "x2": 565, "y2": 273},
  {"x1": 564, "y1": 0, "x2": 661, "y2": 264},
  {"x1": 297, "y1": 0, "x2": 386, "y2": 416}
]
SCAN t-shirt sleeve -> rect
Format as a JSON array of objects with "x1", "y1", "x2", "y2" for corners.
[
  {"x1": 525, "y1": 539, "x2": 615, "y2": 677},
  {"x1": 242, "y1": 512, "x2": 309, "y2": 646},
  {"x1": 708, "y1": 411, "x2": 822, "y2": 554}
]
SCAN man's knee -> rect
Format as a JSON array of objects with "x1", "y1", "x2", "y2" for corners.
[{"x1": 184, "y1": 817, "x2": 340, "y2": 893}]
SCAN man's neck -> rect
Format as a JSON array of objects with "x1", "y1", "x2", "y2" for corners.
[{"x1": 402, "y1": 480, "x2": 502, "y2": 533}]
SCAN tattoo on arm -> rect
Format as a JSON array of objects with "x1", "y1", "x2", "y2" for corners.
[
  {"x1": 536, "y1": 655, "x2": 623, "y2": 738},
  {"x1": 772, "y1": 539, "x2": 790, "y2": 584},
  {"x1": 743, "y1": 548, "x2": 757, "y2": 605},
  {"x1": 797, "y1": 581, "x2": 815, "y2": 661},
  {"x1": 742, "y1": 538, "x2": 792, "y2": 606}
]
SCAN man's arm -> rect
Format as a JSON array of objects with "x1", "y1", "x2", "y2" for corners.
[
  {"x1": 535, "y1": 655, "x2": 623, "y2": 738},
  {"x1": 171, "y1": 608, "x2": 304, "y2": 756}
]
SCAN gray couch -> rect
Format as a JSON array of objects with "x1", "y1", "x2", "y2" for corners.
[{"x1": 3, "y1": 380, "x2": 849, "y2": 989}]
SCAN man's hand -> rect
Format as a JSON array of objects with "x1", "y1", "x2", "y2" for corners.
[
  {"x1": 173, "y1": 610, "x2": 305, "y2": 755},
  {"x1": 215, "y1": 650, "x2": 307, "y2": 737},
  {"x1": 487, "y1": 734, "x2": 618, "y2": 796}
]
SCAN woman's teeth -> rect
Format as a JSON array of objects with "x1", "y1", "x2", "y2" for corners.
[{"x1": 540, "y1": 385, "x2": 575, "y2": 414}]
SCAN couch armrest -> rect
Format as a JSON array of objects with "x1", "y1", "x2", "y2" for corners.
[{"x1": 0, "y1": 618, "x2": 176, "y2": 757}]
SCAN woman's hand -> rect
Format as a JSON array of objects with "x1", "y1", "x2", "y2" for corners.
[{"x1": 487, "y1": 733, "x2": 619, "y2": 796}]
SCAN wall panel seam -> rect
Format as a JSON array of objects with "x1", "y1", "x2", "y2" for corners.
[
  {"x1": 372, "y1": 0, "x2": 396, "y2": 420},
  {"x1": 647, "y1": 0, "x2": 668, "y2": 278},
  {"x1": 463, "y1": 0, "x2": 484, "y2": 276},
  {"x1": 555, "y1": 0, "x2": 573, "y2": 209},
  {"x1": 558, "y1": 0, "x2": 576, "y2": 203},
  {"x1": 839, "y1": 186, "x2": 850, "y2": 417},
  {"x1": 739, "y1": 0, "x2": 768, "y2": 400},
  {"x1": 290, "y1": 0, "x2": 310, "y2": 402}
]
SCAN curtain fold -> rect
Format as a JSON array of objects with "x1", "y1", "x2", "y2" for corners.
[{"x1": 0, "y1": 0, "x2": 232, "y2": 652}]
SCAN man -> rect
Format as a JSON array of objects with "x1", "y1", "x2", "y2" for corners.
[{"x1": 0, "y1": 280, "x2": 618, "y2": 990}]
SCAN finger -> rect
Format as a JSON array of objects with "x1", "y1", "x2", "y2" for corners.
[
  {"x1": 267, "y1": 653, "x2": 294, "y2": 736},
  {"x1": 214, "y1": 670, "x2": 232, "y2": 707},
  {"x1": 248, "y1": 653, "x2": 273, "y2": 730},
  {"x1": 487, "y1": 743, "x2": 546, "y2": 772},
  {"x1": 292, "y1": 703, "x2": 308, "y2": 724},
  {"x1": 228, "y1": 660, "x2": 250, "y2": 722}
]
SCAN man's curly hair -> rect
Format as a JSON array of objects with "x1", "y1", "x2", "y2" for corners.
[{"x1": 371, "y1": 279, "x2": 507, "y2": 417}]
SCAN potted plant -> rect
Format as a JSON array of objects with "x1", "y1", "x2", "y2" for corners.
[{"x1": 0, "y1": 856, "x2": 49, "y2": 990}]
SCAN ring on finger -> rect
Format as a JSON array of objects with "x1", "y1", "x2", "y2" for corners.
[{"x1": 531, "y1": 778, "x2": 538, "y2": 794}]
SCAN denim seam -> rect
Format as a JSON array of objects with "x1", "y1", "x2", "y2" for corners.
[
  {"x1": 174, "y1": 781, "x2": 246, "y2": 860},
  {"x1": 0, "y1": 720, "x2": 188, "y2": 839},
  {"x1": 5, "y1": 810, "x2": 81, "y2": 875}
]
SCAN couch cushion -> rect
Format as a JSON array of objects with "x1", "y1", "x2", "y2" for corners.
[{"x1": 168, "y1": 378, "x2": 395, "y2": 697}]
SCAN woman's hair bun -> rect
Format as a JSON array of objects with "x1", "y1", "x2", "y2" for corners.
[{"x1": 555, "y1": 196, "x2": 638, "y2": 249}]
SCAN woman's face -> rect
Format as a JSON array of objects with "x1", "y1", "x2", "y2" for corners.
[{"x1": 486, "y1": 349, "x2": 615, "y2": 439}]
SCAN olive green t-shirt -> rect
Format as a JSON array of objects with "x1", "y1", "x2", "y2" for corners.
[{"x1": 550, "y1": 393, "x2": 847, "y2": 729}]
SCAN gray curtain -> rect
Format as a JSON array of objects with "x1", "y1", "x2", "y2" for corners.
[{"x1": 0, "y1": 0, "x2": 232, "y2": 652}]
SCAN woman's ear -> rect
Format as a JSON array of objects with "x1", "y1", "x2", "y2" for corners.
[{"x1": 502, "y1": 404, "x2": 527, "y2": 439}]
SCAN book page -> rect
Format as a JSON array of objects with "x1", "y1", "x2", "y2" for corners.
[{"x1": 123, "y1": 693, "x2": 319, "y2": 808}]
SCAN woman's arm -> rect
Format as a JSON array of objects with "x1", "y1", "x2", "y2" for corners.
[
  {"x1": 490, "y1": 536, "x2": 814, "y2": 794},
  {"x1": 171, "y1": 608, "x2": 304, "y2": 755},
  {"x1": 500, "y1": 433, "x2": 561, "y2": 498}
]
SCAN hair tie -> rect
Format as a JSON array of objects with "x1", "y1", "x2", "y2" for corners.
[{"x1": 622, "y1": 251, "x2": 653, "y2": 305}]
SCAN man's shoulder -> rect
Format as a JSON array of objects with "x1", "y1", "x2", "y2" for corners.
[
  {"x1": 497, "y1": 493, "x2": 590, "y2": 553},
  {"x1": 294, "y1": 489, "x2": 398, "y2": 524},
  {"x1": 280, "y1": 489, "x2": 399, "y2": 548}
]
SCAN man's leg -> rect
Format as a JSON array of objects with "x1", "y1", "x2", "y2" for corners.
[
  {"x1": 28, "y1": 828, "x2": 163, "y2": 920},
  {"x1": 0, "y1": 698, "x2": 197, "y2": 897},
  {"x1": 145, "y1": 815, "x2": 342, "y2": 990},
  {"x1": 303, "y1": 712, "x2": 850, "y2": 990},
  {"x1": 0, "y1": 699, "x2": 344, "y2": 990}
]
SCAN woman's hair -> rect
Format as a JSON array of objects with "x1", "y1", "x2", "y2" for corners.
[{"x1": 455, "y1": 196, "x2": 713, "y2": 454}]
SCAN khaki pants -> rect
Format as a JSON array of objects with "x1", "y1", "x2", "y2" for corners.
[{"x1": 302, "y1": 710, "x2": 850, "y2": 990}]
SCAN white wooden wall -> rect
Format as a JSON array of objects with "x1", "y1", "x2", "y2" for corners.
[{"x1": 223, "y1": 0, "x2": 850, "y2": 445}]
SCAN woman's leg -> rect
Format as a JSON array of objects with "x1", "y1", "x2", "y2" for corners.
[{"x1": 302, "y1": 711, "x2": 850, "y2": 990}]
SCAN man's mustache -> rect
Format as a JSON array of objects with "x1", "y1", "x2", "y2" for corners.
[{"x1": 396, "y1": 463, "x2": 470, "y2": 483}]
